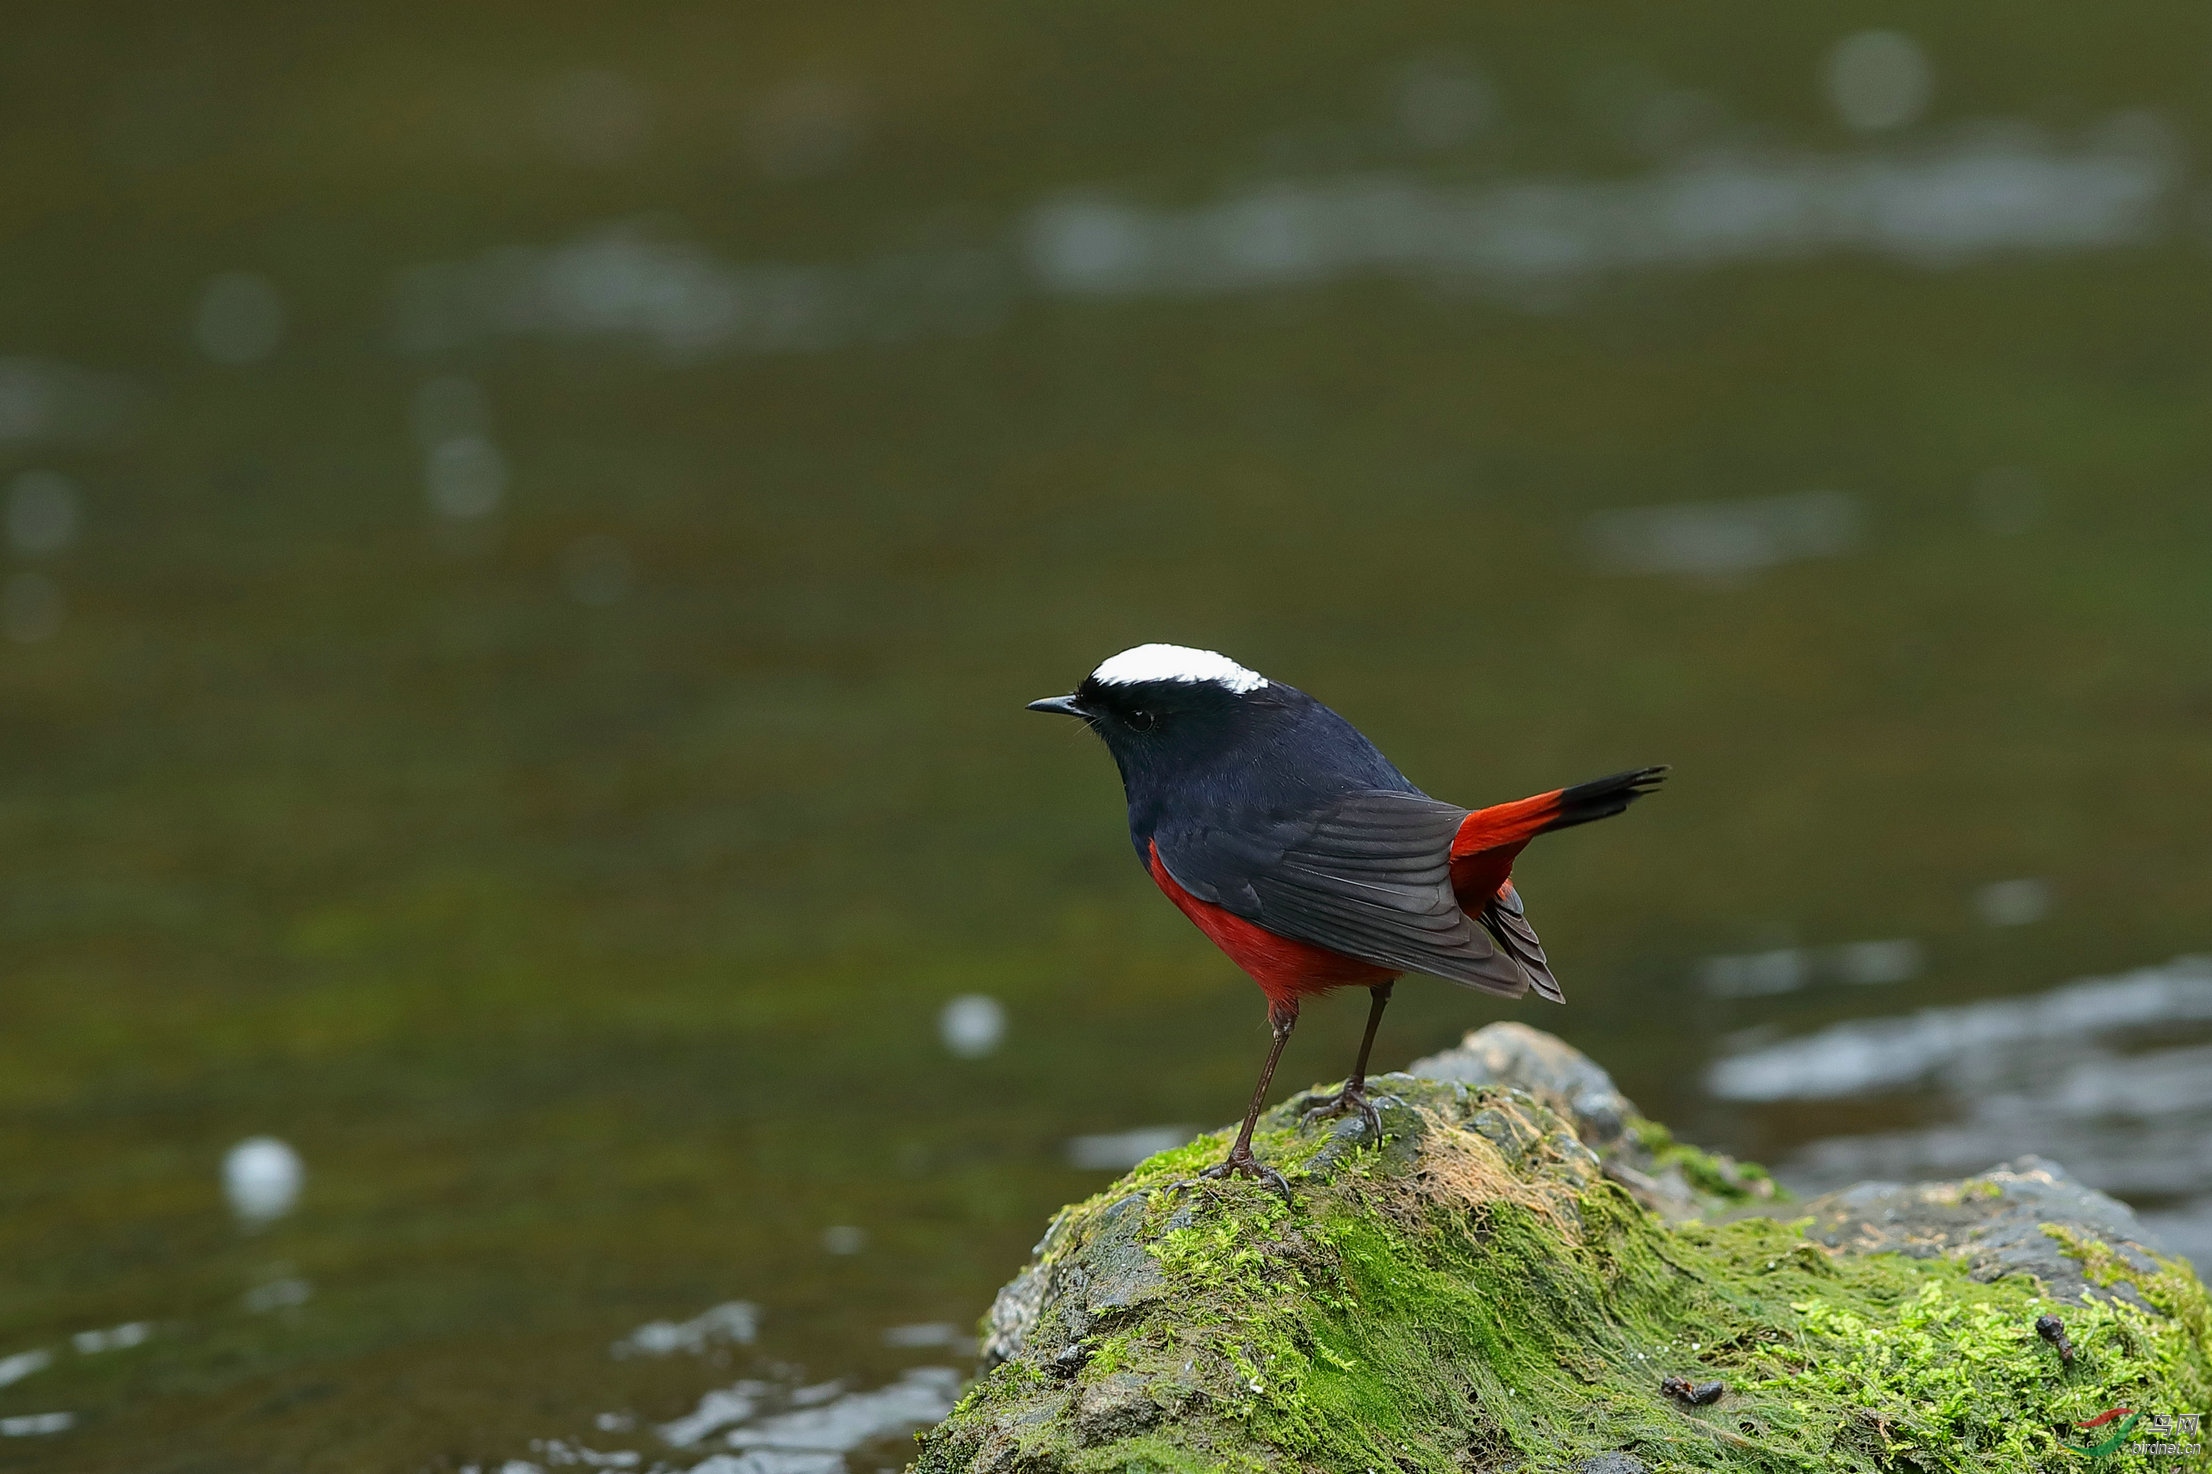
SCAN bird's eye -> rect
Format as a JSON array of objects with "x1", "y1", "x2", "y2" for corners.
[{"x1": 1127, "y1": 709, "x2": 1156, "y2": 731}]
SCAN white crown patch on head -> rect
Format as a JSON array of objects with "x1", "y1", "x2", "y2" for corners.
[{"x1": 1090, "y1": 643, "x2": 1269, "y2": 694}]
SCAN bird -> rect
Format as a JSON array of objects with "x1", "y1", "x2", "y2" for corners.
[{"x1": 1029, "y1": 643, "x2": 1664, "y2": 1186}]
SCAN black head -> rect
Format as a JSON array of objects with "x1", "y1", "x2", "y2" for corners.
[
  {"x1": 1026, "y1": 643, "x2": 1281, "y2": 782},
  {"x1": 1029, "y1": 643, "x2": 1420, "y2": 853}
]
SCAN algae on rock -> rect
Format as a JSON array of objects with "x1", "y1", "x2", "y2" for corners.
[{"x1": 916, "y1": 1030, "x2": 2211, "y2": 1474}]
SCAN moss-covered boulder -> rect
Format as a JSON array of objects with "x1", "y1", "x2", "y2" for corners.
[
  {"x1": 1404, "y1": 1023, "x2": 1778, "y2": 1224},
  {"x1": 914, "y1": 1030, "x2": 2210, "y2": 1473}
]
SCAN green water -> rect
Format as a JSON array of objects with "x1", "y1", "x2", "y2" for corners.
[{"x1": 4, "y1": 4, "x2": 2211, "y2": 1469}]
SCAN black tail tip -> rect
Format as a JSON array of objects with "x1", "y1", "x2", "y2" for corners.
[
  {"x1": 1549, "y1": 764, "x2": 1669, "y2": 831},
  {"x1": 1564, "y1": 764, "x2": 1669, "y2": 802}
]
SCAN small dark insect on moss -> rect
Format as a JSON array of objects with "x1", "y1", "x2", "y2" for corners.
[
  {"x1": 1662, "y1": 1375, "x2": 1726, "y2": 1405},
  {"x1": 2035, "y1": 1313, "x2": 2076, "y2": 1364}
]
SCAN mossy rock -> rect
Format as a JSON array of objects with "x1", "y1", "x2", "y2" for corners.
[
  {"x1": 1405, "y1": 1022, "x2": 1778, "y2": 1222},
  {"x1": 913, "y1": 1070, "x2": 2210, "y2": 1473}
]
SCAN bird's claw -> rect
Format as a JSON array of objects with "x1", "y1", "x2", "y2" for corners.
[
  {"x1": 1182, "y1": 1150, "x2": 1292, "y2": 1202},
  {"x1": 1300, "y1": 1084, "x2": 1390, "y2": 1141}
]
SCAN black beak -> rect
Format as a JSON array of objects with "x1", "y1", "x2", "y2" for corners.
[{"x1": 1026, "y1": 694, "x2": 1087, "y2": 717}]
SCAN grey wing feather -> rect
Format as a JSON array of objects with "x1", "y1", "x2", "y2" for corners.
[
  {"x1": 1163, "y1": 789, "x2": 1533, "y2": 997},
  {"x1": 1480, "y1": 882, "x2": 1564, "y2": 1003}
]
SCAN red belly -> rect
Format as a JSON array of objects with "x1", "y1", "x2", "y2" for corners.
[{"x1": 1147, "y1": 842, "x2": 1398, "y2": 1006}]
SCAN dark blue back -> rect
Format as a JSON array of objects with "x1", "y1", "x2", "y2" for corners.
[{"x1": 1096, "y1": 682, "x2": 1422, "y2": 866}]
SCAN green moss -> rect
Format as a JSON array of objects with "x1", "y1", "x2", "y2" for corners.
[
  {"x1": 920, "y1": 1082, "x2": 2212, "y2": 1473},
  {"x1": 2052, "y1": 1225, "x2": 2212, "y2": 1419},
  {"x1": 1631, "y1": 1114, "x2": 1784, "y2": 1206}
]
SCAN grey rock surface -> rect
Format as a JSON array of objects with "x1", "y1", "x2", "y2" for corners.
[
  {"x1": 1068, "y1": 1371, "x2": 1172, "y2": 1445},
  {"x1": 1408, "y1": 1020, "x2": 1636, "y2": 1145},
  {"x1": 1796, "y1": 1154, "x2": 2169, "y2": 1304}
]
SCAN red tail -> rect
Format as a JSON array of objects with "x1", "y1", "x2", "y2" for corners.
[{"x1": 1449, "y1": 766, "x2": 1667, "y2": 902}]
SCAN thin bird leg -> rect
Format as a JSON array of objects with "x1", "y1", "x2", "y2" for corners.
[
  {"x1": 1301, "y1": 980, "x2": 1395, "y2": 1138},
  {"x1": 1199, "y1": 999, "x2": 1298, "y2": 1195}
]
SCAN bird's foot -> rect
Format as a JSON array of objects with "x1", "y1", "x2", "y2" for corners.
[
  {"x1": 1299, "y1": 1082, "x2": 1390, "y2": 1141},
  {"x1": 1188, "y1": 1148, "x2": 1292, "y2": 1201}
]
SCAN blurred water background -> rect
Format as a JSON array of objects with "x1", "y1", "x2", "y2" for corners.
[{"x1": 4, "y1": 4, "x2": 2212, "y2": 1469}]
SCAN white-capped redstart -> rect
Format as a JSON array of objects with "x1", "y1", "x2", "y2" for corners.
[{"x1": 1030, "y1": 644, "x2": 1664, "y2": 1185}]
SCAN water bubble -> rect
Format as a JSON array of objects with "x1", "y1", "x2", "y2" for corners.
[
  {"x1": 3, "y1": 572, "x2": 62, "y2": 643},
  {"x1": 820, "y1": 1224, "x2": 867, "y2": 1255},
  {"x1": 1824, "y1": 30, "x2": 1932, "y2": 133},
  {"x1": 223, "y1": 1136, "x2": 304, "y2": 1224},
  {"x1": 192, "y1": 271, "x2": 285, "y2": 364},
  {"x1": 425, "y1": 435, "x2": 507, "y2": 520},
  {"x1": 938, "y1": 994, "x2": 1005, "y2": 1058},
  {"x1": 6, "y1": 471, "x2": 78, "y2": 556},
  {"x1": 561, "y1": 535, "x2": 633, "y2": 606},
  {"x1": 409, "y1": 375, "x2": 490, "y2": 449},
  {"x1": 1976, "y1": 878, "x2": 2051, "y2": 928}
]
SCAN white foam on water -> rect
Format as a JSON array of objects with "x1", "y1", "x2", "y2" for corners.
[
  {"x1": 1026, "y1": 122, "x2": 2173, "y2": 295},
  {"x1": 687, "y1": 1452, "x2": 842, "y2": 1474},
  {"x1": 1065, "y1": 1126, "x2": 1199, "y2": 1171},
  {"x1": 1709, "y1": 957, "x2": 2212, "y2": 1254},
  {"x1": 389, "y1": 118, "x2": 2176, "y2": 362},
  {"x1": 725, "y1": 1367, "x2": 961, "y2": 1454},
  {"x1": 1698, "y1": 938, "x2": 1924, "y2": 997},
  {"x1": 612, "y1": 1301, "x2": 758, "y2": 1359},
  {"x1": 1708, "y1": 956, "x2": 2212, "y2": 1101},
  {"x1": 0, "y1": 1350, "x2": 51, "y2": 1388},
  {"x1": 656, "y1": 1381, "x2": 768, "y2": 1448},
  {"x1": 71, "y1": 1322, "x2": 150, "y2": 1355},
  {"x1": 527, "y1": 1437, "x2": 640, "y2": 1468}
]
